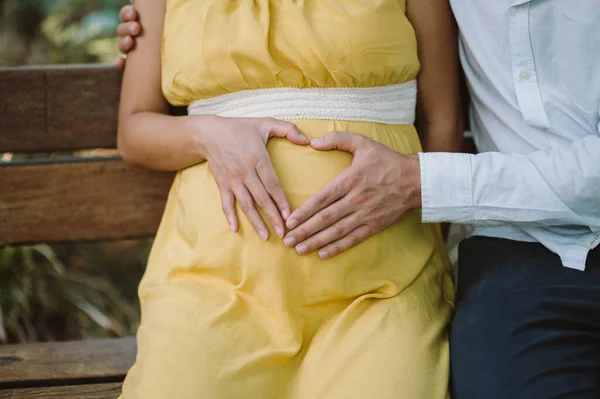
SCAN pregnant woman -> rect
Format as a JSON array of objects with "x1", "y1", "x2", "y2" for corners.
[{"x1": 117, "y1": 1, "x2": 461, "y2": 398}]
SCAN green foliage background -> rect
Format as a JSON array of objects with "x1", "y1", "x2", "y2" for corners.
[
  {"x1": 1, "y1": 0, "x2": 147, "y2": 344},
  {"x1": 0, "y1": 0, "x2": 127, "y2": 66}
]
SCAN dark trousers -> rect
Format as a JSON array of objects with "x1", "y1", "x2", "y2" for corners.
[{"x1": 451, "y1": 236, "x2": 600, "y2": 399}]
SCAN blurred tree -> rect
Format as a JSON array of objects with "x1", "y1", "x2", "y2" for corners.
[{"x1": 0, "y1": 0, "x2": 128, "y2": 66}]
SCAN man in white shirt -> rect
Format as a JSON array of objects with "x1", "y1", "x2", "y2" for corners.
[{"x1": 117, "y1": 1, "x2": 600, "y2": 397}]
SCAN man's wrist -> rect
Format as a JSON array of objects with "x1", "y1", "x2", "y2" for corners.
[{"x1": 406, "y1": 154, "x2": 422, "y2": 210}]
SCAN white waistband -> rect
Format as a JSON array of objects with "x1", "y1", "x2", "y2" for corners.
[{"x1": 187, "y1": 80, "x2": 417, "y2": 125}]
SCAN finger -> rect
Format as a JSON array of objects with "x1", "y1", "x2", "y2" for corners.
[
  {"x1": 286, "y1": 168, "x2": 353, "y2": 230},
  {"x1": 218, "y1": 184, "x2": 238, "y2": 233},
  {"x1": 232, "y1": 184, "x2": 269, "y2": 241},
  {"x1": 116, "y1": 57, "x2": 125, "y2": 70},
  {"x1": 118, "y1": 36, "x2": 135, "y2": 53},
  {"x1": 245, "y1": 174, "x2": 285, "y2": 238},
  {"x1": 284, "y1": 199, "x2": 351, "y2": 249},
  {"x1": 310, "y1": 130, "x2": 362, "y2": 154},
  {"x1": 255, "y1": 160, "x2": 290, "y2": 221},
  {"x1": 119, "y1": 5, "x2": 138, "y2": 22},
  {"x1": 117, "y1": 21, "x2": 141, "y2": 38},
  {"x1": 290, "y1": 210, "x2": 356, "y2": 255},
  {"x1": 316, "y1": 225, "x2": 372, "y2": 259},
  {"x1": 264, "y1": 119, "x2": 309, "y2": 145}
]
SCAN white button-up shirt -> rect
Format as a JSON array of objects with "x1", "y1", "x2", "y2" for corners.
[{"x1": 419, "y1": 0, "x2": 600, "y2": 270}]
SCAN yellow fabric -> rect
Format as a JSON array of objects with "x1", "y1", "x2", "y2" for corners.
[{"x1": 121, "y1": 1, "x2": 454, "y2": 398}]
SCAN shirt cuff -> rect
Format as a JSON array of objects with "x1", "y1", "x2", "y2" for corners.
[{"x1": 419, "y1": 152, "x2": 475, "y2": 224}]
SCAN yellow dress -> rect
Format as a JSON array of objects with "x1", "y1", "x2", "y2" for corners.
[{"x1": 120, "y1": 1, "x2": 454, "y2": 398}]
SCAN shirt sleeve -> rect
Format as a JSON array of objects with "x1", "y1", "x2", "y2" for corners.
[{"x1": 419, "y1": 134, "x2": 600, "y2": 232}]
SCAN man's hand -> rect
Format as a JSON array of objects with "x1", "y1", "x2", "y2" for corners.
[
  {"x1": 283, "y1": 131, "x2": 422, "y2": 259},
  {"x1": 116, "y1": 5, "x2": 141, "y2": 69}
]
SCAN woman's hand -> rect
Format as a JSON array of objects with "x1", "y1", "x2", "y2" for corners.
[
  {"x1": 195, "y1": 116, "x2": 309, "y2": 240},
  {"x1": 117, "y1": 5, "x2": 141, "y2": 69}
]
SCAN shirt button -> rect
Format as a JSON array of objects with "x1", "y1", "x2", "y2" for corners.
[{"x1": 519, "y1": 70, "x2": 531, "y2": 81}]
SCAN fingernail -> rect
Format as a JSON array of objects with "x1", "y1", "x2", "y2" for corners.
[
  {"x1": 311, "y1": 138, "x2": 323, "y2": 145},
  {"x1": 300, "y1": 134, "x2": 310, "y2": 144},
  {"x1": 228, "y1": 218, "x2": 237, "y2": 233},
  {"x1": 296, "y1": 244, "x2": 308, "y2": 255},
  {"x1": 281, "y1": 209, "x2": 290, "y2": 220},
  {"x1": 258, "y1": 229, "x2": 268, "y2": 241},
  {"x1": 287, "y1": 219, "x2": 299, "y2": 229},
  {"x1": 284, "y1": 237, "x2": 296, "y2": 247},
  {"x1": 319, "y1": 250, "x2": 329, "y2": 259},
  {"x1": 275, "y1": 226, "x2": 285, "y2": 238}
]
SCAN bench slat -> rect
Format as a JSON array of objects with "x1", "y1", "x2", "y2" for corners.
[
  {"x1": 0, "y1": 158, "x2": 174, "y2": 246},
  {"x1": 0, "y1": 338, "x2": 135, "y2": 387},
  {"x1": 0, "y1": 65, "x2": 121, "y2": 153},
  {"x1": 0, "y1": 382, "x2": 122, "y2": 399},
  {"x1": 0, "y1": 64, "x2": 473, "y2": 155}
]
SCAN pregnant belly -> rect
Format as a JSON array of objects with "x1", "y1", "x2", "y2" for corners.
[
  {"x1": 271, "y1": 119, "x2": 422, "y2": 206},
  {"x1": 156, "y1": 119, "x2": 441, "y2": 305}
]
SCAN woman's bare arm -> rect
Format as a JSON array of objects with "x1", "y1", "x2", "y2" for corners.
[
  {"x1": 407, "y1": 0, "x2": 463, "y2": 153},
  {"x1": 117, "y1": 0, "x2": 208, "y2": 171},
  {"x1": 117, "y1": 0, "x2": 312, "y2": 238}
]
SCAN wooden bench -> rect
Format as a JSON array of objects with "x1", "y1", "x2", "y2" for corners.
[
  {"x1": 0, "y1": 64, "x2": 175, "y2": 398},
  {"x1": 0, "y1": 338, "x2": 135, "y2": 398},
  {"x1": 0, "y1": 63, "x2": 474, "y2": 398}
]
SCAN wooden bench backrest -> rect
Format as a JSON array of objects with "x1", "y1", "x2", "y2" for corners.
[
  {"x1": 0, "y1": 65, "x2": 175, "y2": 247},
  {"x1": 0, "y1": 64, "x2": 474, "y2": 247}
]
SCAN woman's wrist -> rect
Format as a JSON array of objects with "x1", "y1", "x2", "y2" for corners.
[{"x1": 183, "y1": 114, "x2": 217, "y2": 161}]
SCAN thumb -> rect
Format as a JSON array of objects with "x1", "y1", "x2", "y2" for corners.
[
  {"x1": 265, "y1": 120, "x2": 310, "y2": 145},
  {"x1": 310, "y1": 131, "x2": 359, "y2": 154}
]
